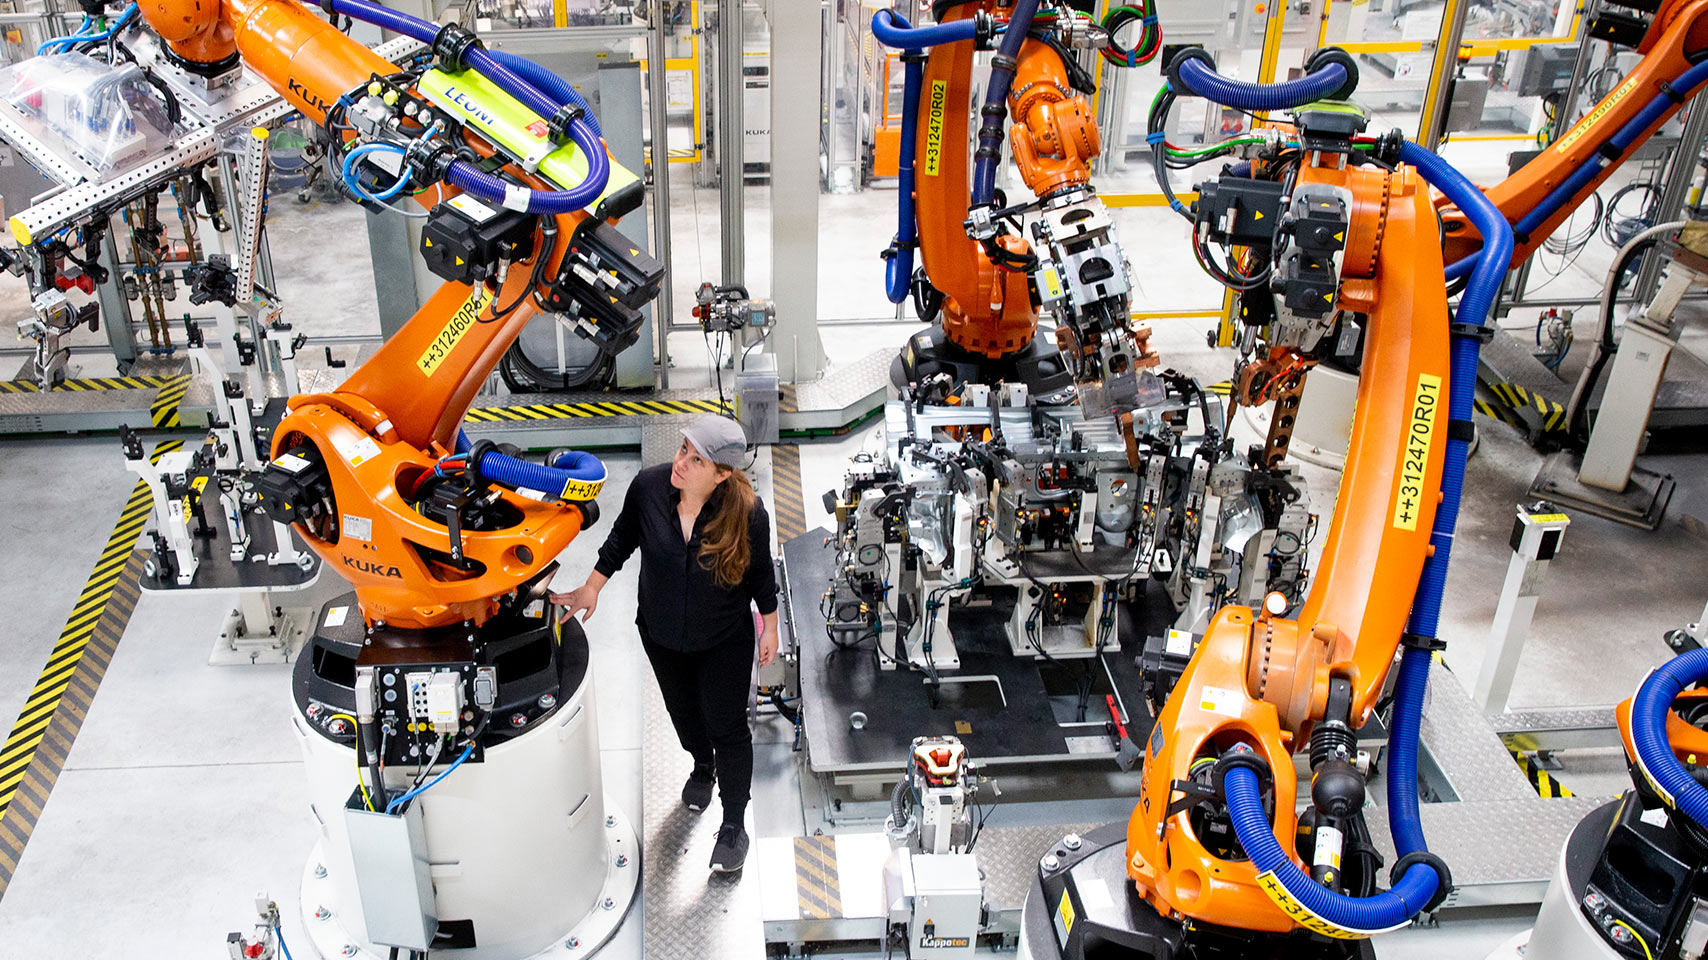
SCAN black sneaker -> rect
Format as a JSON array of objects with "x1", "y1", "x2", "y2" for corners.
[
  {"x1": 682, "y1": 772, "x2": 715, "y2": 812},
  {"x1": 708, "y1": 823, "x2": 749, "y2": 873}
]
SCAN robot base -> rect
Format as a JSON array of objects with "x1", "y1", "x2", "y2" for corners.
[
  {"x1": 296, "y1": 806, "x2": 639, "y2": 960},
  {"x1": 892, "y1": 326, "x2": 1073, "y2": 398},
  {"x1": 1492, "y1": 798, "x2": 1641, "y2": 960},
  {"x1": 289, "y1": 601, "x2": 640, "y2": 959},
  {"x1": 1019, "y1": 821, "x2": 1372, "y2": 960}
]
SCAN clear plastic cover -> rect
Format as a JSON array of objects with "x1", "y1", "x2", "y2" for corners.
[{"x1": 0, "y1": 53, "x2": 182, "y2": 174}]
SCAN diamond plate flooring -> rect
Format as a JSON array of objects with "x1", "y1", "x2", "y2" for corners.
[{"x1": 641, "y1": 665, "x2": 765, "y2": 959}]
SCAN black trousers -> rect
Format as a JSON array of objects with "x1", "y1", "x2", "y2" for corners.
[{"x1": 640, "y1": 622, "x2": 754, "y2": 825}]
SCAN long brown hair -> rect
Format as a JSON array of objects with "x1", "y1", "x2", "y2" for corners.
[{"x1": 698, "y1": 467, "x2": 755, "y2": 588}]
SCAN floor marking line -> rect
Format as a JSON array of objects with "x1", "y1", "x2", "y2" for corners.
[
  {"x1": 771, "y1": 445, "x2": 808, "y2": 543},
  {"x1": 0, "y1": 481, "x2": 155, "y2": 901},
  {"x1": 37, "y1": 641, "x2": 92, "y2": 680}
]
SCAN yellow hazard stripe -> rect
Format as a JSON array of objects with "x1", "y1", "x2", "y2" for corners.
[
  {"x1": 1484, "y1": 382, "x2": 1568, "y2": 434},
  {"x1": 0, "y1": 376, "x2": 184, "y2": 393},
  {"x1": 1509, "y1": 749, "x2": 1575, "y2": 798},
  {"x1": 793, "y1": 835, "x2": 843, "y2": 919},
  {"x1": 772, "y1": 445, "x2": 808, "y2": 542},
  {"x1": 0, "y1": 439, "x2": 179, "y2": 841},
  {"x1": 462, "y1": 396, "x2": 732, "y2": 422},
  {"x1": 148, "y1": 375, "x2": 194, "y2": 429}
]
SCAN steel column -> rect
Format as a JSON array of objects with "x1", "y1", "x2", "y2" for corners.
[
  {"x1": 648, "y1": 0, "x2": 676, "y2": 387},
  {"x1": 1418, "y1": 0, "x2": 1470, "y2": 149},
  {"x1": 766, "y1": 0, "x2": 824, "y2": 382},
  {"x1": 718, "y1": 0, "x2": 745, "y2": 287}
]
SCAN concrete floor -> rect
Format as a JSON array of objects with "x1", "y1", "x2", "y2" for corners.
[{"x1": 0, "y1": 139, "x2": 1706, "y2": 960}]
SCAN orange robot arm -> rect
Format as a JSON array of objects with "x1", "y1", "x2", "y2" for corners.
[
  {"x1": 908, "y1": 4, "x2": 1133, "y2": 371},
  {"x1": 137, "y1": 0, "x2": 661, "y2": 630},
  {"x1": 1126, "y1": 159, "x2": 1450, "y2": 931},
  {"x1": 912, "y1": 3, "x2": 1041, "y2": 361},
  {"x1": 1441, "y1": 0, "x2": 1708, "y2": 267}
]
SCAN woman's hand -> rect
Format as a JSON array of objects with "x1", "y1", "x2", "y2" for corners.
[
  {"x1": 758, "y1": 621, "x2": 779, "y2": 667},
  {"x1": 552, "y1": 581, "x2": 602, "y2": 623}
]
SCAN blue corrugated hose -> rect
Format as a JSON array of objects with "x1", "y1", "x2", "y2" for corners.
[
  {"x1": 478, "y1": 448, "x2": 607, "y2": 499},
  {"x1": 970, "y1": 0, "x2": 1038, "y2": 205},
  {"x1": 306, "y1": 0, "x2": 610, "y2": 213},
  {"x1": 868, "y1": 10, "x2": 969, "y2": 304},
  {"x1": 1631, "y1": 648, "x2": 1708, "y2": 831},
  {"x1": 1218, "y1": 138, "x2": 1513, "y2": 933},
  {"x1": 1174, "y1": 56, "x2": 1347, "y2": 112},
  {"x1": 869, "y1": 8, "x2": 978, "y2": 48},
  {"x1": 1445, "y1": 58, "x2": 1708, "y2": 280}
]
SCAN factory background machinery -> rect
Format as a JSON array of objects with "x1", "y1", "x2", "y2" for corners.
[{"x1": 0, "y1": 1, "x2": 1704, "y2": 960}]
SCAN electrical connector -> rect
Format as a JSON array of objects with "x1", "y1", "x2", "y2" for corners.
[{"x1": 427, "y1": 672, "x2": 463, "y2": 736}]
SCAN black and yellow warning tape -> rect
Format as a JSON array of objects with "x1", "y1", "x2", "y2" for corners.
[
  {"x1": 772, "y1": 444, "x2": 807, "y2": 544},
  {"x1": 0, "y1": 439, "x2": 181, "y2": 899},
  {"x1": 1508, "y1": 748, "x2": 1576, "y2": 799},
  {"x1": 1486, "y1": 382, "x2": 1569, "y2": 434},
  {"x1": 792, "y1": 834, "x2": 843, "y2": 920},
  {"x1": 463, "y1": 397, "x2": 730, "y2": 423},
  {"x1": 1205, "y1": 380, "x2": 1232, "y2": 396},
  {"x1": 1473, "y1": 399, "x2": 1525, "y2": 429},
  {"x1": 0, "y1": 376, "x2": 180, "y2": 395},
  {"x1": 148, "y1": 375, "x2": 193, "y2": 429}
]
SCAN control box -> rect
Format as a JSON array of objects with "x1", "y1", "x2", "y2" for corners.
[
  {"x1": 906, "y1": 853, "x2": 982, "y2": 958},
  {"x1": 357, "y1": 661, "x2": 496, "y2": 766}
]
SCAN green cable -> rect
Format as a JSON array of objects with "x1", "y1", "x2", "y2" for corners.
[
  {"x1": 1168, "y1": 137, "x2": 1266, "y2": 158},
  {"x1": 1166, "y1": 138, "x2": 1378, "y2": 159}
]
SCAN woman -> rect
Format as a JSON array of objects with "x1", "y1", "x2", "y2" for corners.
[{"x1": 553, "y1": 415, "x2": 778, "y2": 874}]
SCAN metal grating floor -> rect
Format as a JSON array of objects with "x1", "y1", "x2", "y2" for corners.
[{"x1": 641, "y1": 664, "x2": 766, "y2": 959}]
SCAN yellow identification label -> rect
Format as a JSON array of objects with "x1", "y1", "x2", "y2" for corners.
[
  {"x1": 1254, "y1": 870, "x2": 1405, "y2": 939},
  {"x1": 1392, "y1": 373, "x2": 1442, "y2": 531},
  {"x1": 923, "y1": 80, "x2": 947, "y2": 177},
  {"x1": 1057, "y1": 889, "x2": 1076, "y2": 937},
  {"x1": 1556, "y1": 76, "x2": 1639, "y2": 155},
  {"x1": 1527, "y1": 512, "x2": 1570, "y2": 525},
  {"x1": 560, "y1": 476, "x2": 605, "y2": 501},
  {"x1": 1637, "y1": 758, "x2": 1675, "y2": 809},
  {"x1": 417, "y1": 285, "x2": 495, "y2": 377}
]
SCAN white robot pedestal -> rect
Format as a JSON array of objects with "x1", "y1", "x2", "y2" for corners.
[{"x1": 292, "y1": 663, "x2": 638, "y2": 959}]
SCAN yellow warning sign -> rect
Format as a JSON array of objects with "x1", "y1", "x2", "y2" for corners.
[
  {"x1": 1392, "y1": 373, "x2": 1442, "y2": 532},
  {"x1": 1057, "y1": 890, "x2": 1076, "y2": 937},
  {"x1": 417, "y1": 285, "x2": 495, "y2": 378},
  {"x1": 923, "y1": 80, "x2": 947, "y2": 177}
]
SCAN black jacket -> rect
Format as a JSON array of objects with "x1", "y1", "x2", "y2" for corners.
[{"x1": 594, "y1": 463, "x2": 779, "y2": 651}]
